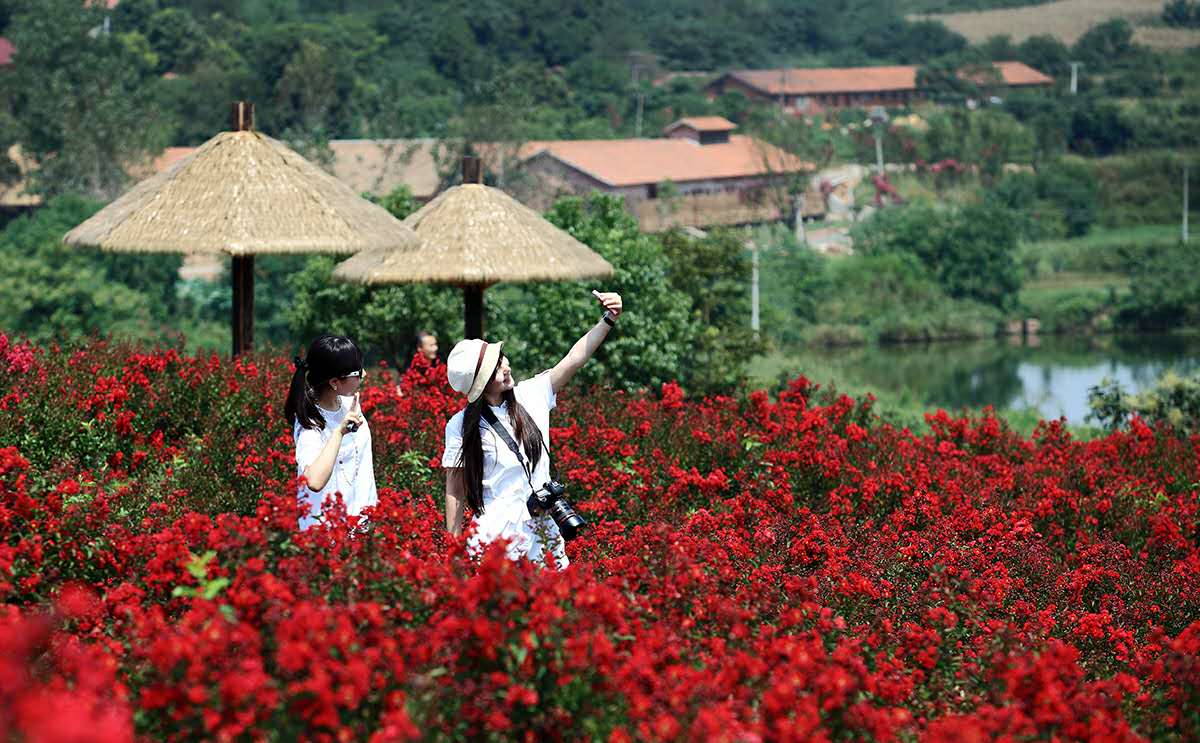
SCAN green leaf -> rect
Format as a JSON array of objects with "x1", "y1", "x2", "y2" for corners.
[{"x1": 202, "y1": 577, "x2": 230, "y2": 600}]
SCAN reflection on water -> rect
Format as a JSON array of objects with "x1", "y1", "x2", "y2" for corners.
[{"x1": 795, "y1": 334, "x2": 1200, "y2": 424}]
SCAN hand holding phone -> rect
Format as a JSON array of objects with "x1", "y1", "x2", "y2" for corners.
[
  {"x1": 344, "y1": 393, "x2": 363, "y2": 433},
  {"x1": 591, "y1": 289, "x2": 622, "y2": 321}
]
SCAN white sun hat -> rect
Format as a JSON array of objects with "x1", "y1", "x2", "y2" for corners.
[{"x1": 446, "y1": 338, "x2": 503, "y2": 404}]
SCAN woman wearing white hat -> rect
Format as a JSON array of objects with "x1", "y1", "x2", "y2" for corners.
[{"x1": 441, "y1": 290, "x2": 623, "y2": 567}]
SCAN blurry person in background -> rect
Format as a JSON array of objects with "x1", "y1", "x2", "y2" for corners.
[
  {"x1": 396, "y1": 330, "x2": 440, "y2": 397},
  {"x1": 415, "y1": 331, "x2": 439, "y2": 364}
]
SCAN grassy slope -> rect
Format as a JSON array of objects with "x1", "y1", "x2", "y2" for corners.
[{"x1": 911, "y1": 0, "x2": 1200, "y2": 48}]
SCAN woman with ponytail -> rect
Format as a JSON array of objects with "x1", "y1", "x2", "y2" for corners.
[
  {"x1": 441, "y1": 290, "x2": 623, "y2": 567},
  {"x1": 284, "y1": 334, "x2": 376, "y2": 530}
]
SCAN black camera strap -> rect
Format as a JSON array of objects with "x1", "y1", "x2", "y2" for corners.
[{"x1": 480, "y1": 403, "x2": 537, "y2": 492}]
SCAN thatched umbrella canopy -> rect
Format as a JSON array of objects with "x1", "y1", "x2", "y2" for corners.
[
  {"x1": 64, "y1": 102, "x2": 421, "y2": 355},
  {"x1": 333, "y1": 157, "x2": 613, "y2": 339}
]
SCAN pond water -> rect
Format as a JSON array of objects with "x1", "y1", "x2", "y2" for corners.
[{"x1": 766, "y1": 333, "x2": 1200, "y2": 425}]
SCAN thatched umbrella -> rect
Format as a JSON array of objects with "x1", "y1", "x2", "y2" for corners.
[
  {"x1": 64, "y1": 102, "x2": 421, "y2": 355},
  {"x1": 333, "y1": 157, "x2": 613, "y2": 339}
]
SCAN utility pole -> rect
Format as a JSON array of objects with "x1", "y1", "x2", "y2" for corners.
[
  {"x1": 793, "y1": 193, "x2": 806, "y2": 244},
  {"x1": 1069, "y1": 62, "x2": 1081, "y2": 95},
  {"x1": 632, "y1": 65, "x2": 645, "y2": 138},
  {"x1": 779, "y1": 69, "x2": 788, "y2": 119},
  {"x1": 750, "y1": 240, "x2": 760, "y2": 334},
  {"x1": 1185, "y1": 161, "x2": 1190, "y2": 244},
  {"x1": 869, "y1": 106, "x2": 888, "y2": 175}
]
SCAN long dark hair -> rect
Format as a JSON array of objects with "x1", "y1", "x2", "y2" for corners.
[
  {"x1": 284, "y1": 334, "x2": 364, "y2": 431},
  {"x1": 457, "y1": 358, "x2": 544, "y2": 515}
]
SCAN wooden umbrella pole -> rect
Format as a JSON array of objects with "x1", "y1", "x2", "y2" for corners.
[
  {"x1": 464, "y1": 284, "x2": 484, "y2": 340},
  {"x1": 230, "y1": 101, "x2": 255, "y2": 357},
  {"x1": 232, "y1": 255, "x2": 255, "y2": 356},
  {"x1": 231, "y1": 101, "x2": 254, "y2": 132},
  {"x1": 461, "y1": 156, "x2": 486, "y2": 340},
  {"x1": 462, "y1": 155, "x2": 482, "y2": 185}
]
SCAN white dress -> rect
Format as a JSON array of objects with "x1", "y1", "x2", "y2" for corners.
[
  {"x1": 442, "y1": 372, "x2": 568, "y2": 568},
  {"x1": 294, "y1": 395, "x2": 377, "y2": 530}
]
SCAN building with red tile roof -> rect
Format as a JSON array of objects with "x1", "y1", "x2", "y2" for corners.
[
  {"x1": 707, "y1": 61, "x2": 1052, "y2": 112},
  {"x1": 521, "y1": 120, "x2": 817, "y2": 231},
  {"x1": 523, "y1": 134, "x2": 807, "y2": 188}
]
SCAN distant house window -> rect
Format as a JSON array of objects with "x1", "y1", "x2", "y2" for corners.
[{"x1": 647, "y1": 183, "x2": 658, "y2": 199}]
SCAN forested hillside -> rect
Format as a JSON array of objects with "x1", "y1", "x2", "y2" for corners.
[
  {"x1": 2, "y1": 0, "x2": 1194, "y2": 201},
  {"x1": 0, "y1": 0, "x2": 982, "y2": 192}
]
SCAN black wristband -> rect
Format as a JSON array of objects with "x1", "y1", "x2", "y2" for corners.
[{"x1": 602, "y1": 314, "x2": 616, "y2": 327}]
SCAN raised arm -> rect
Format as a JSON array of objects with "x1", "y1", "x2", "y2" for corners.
[{"x1": 549, "y1": 291, "x2": 623, "y2": 394}]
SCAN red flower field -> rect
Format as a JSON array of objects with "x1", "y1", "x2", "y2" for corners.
[{"x1": 0, "y1": 335, "x2": 1197, "y2": 741}]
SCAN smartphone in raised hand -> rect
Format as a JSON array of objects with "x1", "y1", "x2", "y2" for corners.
[
  {"x1": 592, "y1": 289, "x2": 615, "y2": 322},
  {"x1": 345, "y1": 392, "x2": 361, "y2": 433}
]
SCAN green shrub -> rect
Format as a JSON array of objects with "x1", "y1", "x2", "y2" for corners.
[
  {"x1": 1163, "y1": 0, "x2": 1200, "y2": 28},
  {"x1": 1088, "y1": 370, "x2": 1200, "y2": 432},
  {"x1": 853, "y1": 202, "x2": 1022, "y2": 309},
  {"x1": 1035, "y1": 160, "x2": 1099, "y2": 237},
  {"x1": 812, "y1": 252, "x2": 1002, "y2": 343},
  {"x1": 1117, "y1": 241, "x2": 1200, "y2": 330},
  {"x1": 800, "y1": 323, "x2": 867, "y2": 347},
  {"x1": 1021, "y1": 286, "x2": 1114, "y2": 333},
  {"x1": 755, "y1": 224, "x2": 830, "y2": 346}
]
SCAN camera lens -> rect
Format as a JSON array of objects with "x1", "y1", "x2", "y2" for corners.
[{"x1": 548, "y1": 498, "x2": 587, "y2": 541}]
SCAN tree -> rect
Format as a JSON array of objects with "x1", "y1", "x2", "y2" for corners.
[
  {"x1": 750, "y1": 114, "x2": 834, "y2": 224},
  {"x1": 151, "y1": 40, "x2": 259, "y2": 146},
  {"x1": 490, "y1": 194, "x2": 702, "y2": 392},
  {"x1": 369, "y1": 185, "x2": 419, "y2": 221},
  {"x1": 1117, "y1": 241, "x2": 1200, "y2": 330},
  {"x1": 1036, "y1": 160, "x2": 1099, "y2": 237},
  {"x1": 1017, "y1": 35, "x2": 1071, "y2": 81},
  {"x1": 1003, "y1": 91, "x2": 1071, "y2": 163},
  {"x1": 853, "y1": 202, "x2": 1022, "y2": 310},
  {"x1": 145, "y1": 8, "x2": 209, "y2": 74},
  {"x1": 1163, "y1": 0, "x2": 1200, "y2": 28},
  {"x1": 1069, "y1": 96, "x2": 1133, "y2": 156},
  {"x1": 0, "y1": 195, "x2": 202, "y2": 343},
  {"x1": 275, "y1": 39, "x2": 340, "y2": 133},
  {"x1": 1072, "y1": 19, "x2": 1135, "y2": 71},
  {"x1": 661, "y1": 229, "x2": 764, "y2": 394},
  {"x1": 3, "y1": 0, "x2": 169, "y2": 199},
  {"x1": 979, "y1": 34, "x2": 1018, "y2": 61},
  {"x1": 917, "y1": 58, "x2": 980, "y2": 103},
  {"x1": 285, "y1": 257, "x2": 463, "y2": 366}
]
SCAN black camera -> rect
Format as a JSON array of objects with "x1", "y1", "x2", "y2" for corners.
[{"x1": 526, "y1": 480, "x2": 588, "y2": 541}]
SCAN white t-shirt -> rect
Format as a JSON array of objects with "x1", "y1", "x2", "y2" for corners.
[
  {"x1": 294, "y1": 395, "x2": 377, "y2": 530},
  {"x1": 442, "y1": 372, "x2": 567, "y2": 568}
]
